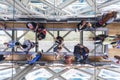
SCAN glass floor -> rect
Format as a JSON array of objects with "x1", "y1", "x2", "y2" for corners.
[{"x1": 0, "y1": 62, "x2": 120, "y2": 80}]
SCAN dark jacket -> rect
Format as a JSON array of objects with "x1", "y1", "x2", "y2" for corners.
[{"x1": 73, "y1": 45, "x2": 81, "y2": 54}]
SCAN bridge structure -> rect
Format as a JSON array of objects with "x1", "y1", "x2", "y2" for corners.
[
  {"x1": 0, "y1": 0, "x2": 120, "y2": 79},
  {"x1": 0, "y1": 21, "x2": 120, "y2": 80}
]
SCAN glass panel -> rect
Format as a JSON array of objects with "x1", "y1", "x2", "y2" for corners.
[
  {"x1": 61, "y1": 69, "x2": 91, "y2": 80},
  {"x1": 0, "y1": 0, "x2": 120, "y2": 19},
  {"x1": 0, "y1": 0, "x2": 120, "y2": 80},
  {"x1": 39, "y1": 31, "x2": 55, "y2": 52},
  {"x1": 84, "y1": 30, "x2": 109, "y2": 57},
  {"x1": 98, "y1": 69, "x2": 120, "y2": 80},
  {"x1": 38, "y1": 31, "x2": 80, "y2": 52},
  {"x1": 63, "y1": 31, "x2": 80, "y2": 52},
  {"x1": 17, "y1": 30, "x2": 36, "y2": 52},
  {"x1": 0, "y1": 31, "x2": 12, "y2": 52},
  {"x1": 49, "y1": 67, "x2": 66, "y2": 73},
  {"x1": 79, "y1": 68, "x2": 95, "y2": 74},
  {"x1": 25, "y1": 68, "x2": 53, "y2": 80},
  {"x1": 0, "y1": 67, "x2": 16, "y2": 80}
]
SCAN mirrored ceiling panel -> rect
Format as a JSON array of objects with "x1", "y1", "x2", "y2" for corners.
[{"x1": 0, "y1": 0, "x2": 120, "y2": 21}]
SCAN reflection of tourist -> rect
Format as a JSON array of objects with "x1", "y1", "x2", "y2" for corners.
[
  {"x1": 90, "y1": 34, "x2": 120, "y2": 46},
  {"x1": 4, "y1": 41, "x2": 21, "y2": 49},
  {"x1": 21, "y1": 40, "x2": 36, "y2": 54},
  {"x1": 76, "y1": 19, "x2": 86, "y2": 31},
  {"x1": 0, "y1": 55, "x2": 5, "y2": 61},
  {"x1": 37, "y1": 29, "x2": 46, "y2": 40},
  {"x1": 95, "y1": 11, "x2": 117, "y2": 27},
  {"x1": 108, "y1": 55, "x2": 120, "y2": 64},
  {"x1": 54, "y1": 36, "x2": 64, "y2": 60},
  {"x1": 114, "y1": 55, "x2": 120, "y2": 64},
  {"x1": 73, "y1": 44, "x2": 80, "y2": 62},
  {"x1": 26, "y1": 22, "x2": 46, "y2": 40},
  {"x1": 27, "y1": 52, "x2": 42, "y2": 65},
  {"x1": 90, "y1": 34, "x2": 108, "y2": 44},
  {"x1": 85, "y1": 22, "x2": 95, "y2": 30},
  {"x1": 21, "y1": 40, "x2": 37, "y2": 60},
  {"x1": 79, "y1": 44, "x2": 89, "y2": 63},
  {"x1": 112, "y1": 40, "x2": 120, "y2": 49},
  {"x1": 26, "y1": 22, "x2": 38, "y2": 32},
  {"x1": 76, "y1": 11, "x2": 117, "y2": 29},
  {"x1": 73, "y1": 44, "x2": 89, "y2": 64}
]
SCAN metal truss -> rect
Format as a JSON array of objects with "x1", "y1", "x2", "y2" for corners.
[
  {"x1": 46, "y1": 30, "x2": 72, "y2": 52},
  {"x1": 0, "y1": 25, "x2": 108, "y2": 54},
  {"x1": 16, "y1": 31, "x2": 29, "y2": 41},
  {"x1": 8, "y1": 65, "x2": 34, "y2": 80},
  {"x1": 0, "y1": 61, "x2": 119, "y2": 80},
  {"x1": 0, "y1": 0, "x2": 120, "y2": 21}
]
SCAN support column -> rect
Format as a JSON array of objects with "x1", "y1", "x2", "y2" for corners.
[
  {"x1": 35, "y1": 32, "x2": 38, "y2": 52},
  {"x1": 80, "y1": 31, "x2": 83, "y2": 44},
  {"x1": 12, "y1": 29, "x2": 15, "y2": 53},
  {"x1": 57, "y1": 31, "x2": 60, "y2": 36},
  {"x1": 103, "y1": 31, "x2": 108, "y2": 54}
]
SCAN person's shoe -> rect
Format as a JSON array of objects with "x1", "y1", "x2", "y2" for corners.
[{"x1": 103, "y1": 55, "x2": 108, "y2": 59}]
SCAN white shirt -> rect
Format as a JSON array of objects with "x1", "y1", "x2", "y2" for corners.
[
  {"x1": 23, "y1": 40, "x2": 31, "y2": 52},
  {"x1": 106, "y1": 18, "x2": 115, "y2": 24}
]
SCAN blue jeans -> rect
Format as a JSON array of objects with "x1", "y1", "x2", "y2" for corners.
[
  {"x1": 74, "y1": 53, "x2": 81, "y2": 62},
  {"x1": 27, "y1": 54, "x2": 41, "y2": 65}
]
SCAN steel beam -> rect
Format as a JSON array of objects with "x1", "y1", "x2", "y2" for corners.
[
  {"x1": 80, "y1": 31, "x2": 83, "y2": 44},
  {"x1": 57, "y1": 0, "x2": 77, "y2": 9},
  {"x1": 90, "y1": 68, "x2": 98, "y2": 80},
  {"x1": 63, "y1": 45, "x2": 71, "y2": 52},
  {"x1": 98, "y1": 0, "x2": 120, "y2": 9},
  {"x1": 5, "y1": 0, "x2": 40, "y2": 19},
  {"x1": 8, "y1": 65, "x2": 34, "y2": 80},
  {"x1": 90, "y1": 44, "x2": 101, "y2": 53},
  {"x1": 48, "y1": 68, "x2": 69, "y2": 80},
  {"x1": 46, "y1": 44, "x2": 55, "y2": 52},
  {"x1": 0, "y1": 1, "x2": 10, "y2": 6},
  {"x1": 5, "y1": 0, "x2": 29, "y2": 15},
  {"x1": 35, "y1": 32, "x2": 38, "y2": 52},
  {"x1": 15, "y1": 65, "x2": 21, "y2": 73},
  {"x1": 47, "y1": 31, "x2": 55, "y2": 37},
  {"x1": 48, "y1": 0, "x2": 77, "y2": 15},
  {"x1": 86, "y1": 0, "x2": 95, "y2": 7},
  {"x1": 4, "y1": 30, "x2": 12, "y2": 38},
  {"x1": 38, "y1": 0, "x2": 67, "y2": 15},
  {"x1": 20, "y1": 0, "x2": 30, "y2": 7},
  {"x1": 3, "y1": 47, "x2": 9, "y2": 52},
  {"x1": 16, "y1": 31, "x2": 29, "y2": 41},
  {"x1": 47, "y1": 30, "x2": 72, "y2": 52},
  {"x1": 79, "y1": 0, "x2": 120, "y2": 14},
  {"x1": 63, "y1": 31, "x2": 71, "y2": 38},
  {"x1": 14, "y1": 0, "x2": 42, "y2": 15}
]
